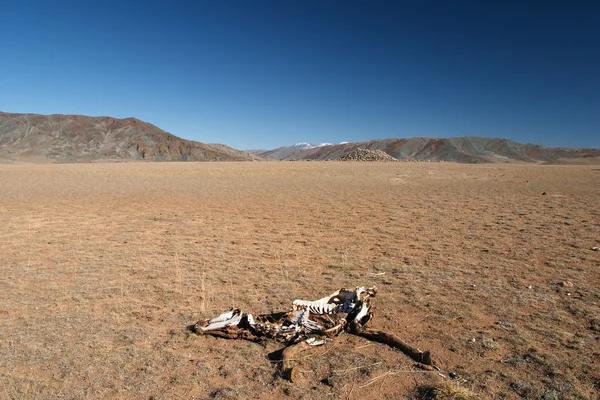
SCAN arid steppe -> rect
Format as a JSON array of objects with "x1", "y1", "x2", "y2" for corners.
[{"x1": 0, "y1": 162, "x2": 599, "y2": 399}]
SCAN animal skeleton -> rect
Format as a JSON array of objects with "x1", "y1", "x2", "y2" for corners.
[{"x1": 192, "y1": 286, "x2": 437, "y2": 381}]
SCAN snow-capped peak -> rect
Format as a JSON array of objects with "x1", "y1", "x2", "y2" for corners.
[
  {"x1": 291, "y1": 142, "x2": 335, "y2": 149},
  {"x1": 291, "y1": 142, "x2": 314, "y2": 149}
]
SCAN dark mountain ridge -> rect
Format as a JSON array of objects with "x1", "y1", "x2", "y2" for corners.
[
  {"x1": 0, "y1": 112, "x2": 257, "y2": 162},
  {"x1": 250, "y1": 137, "x2": 599, "y2": 163}
]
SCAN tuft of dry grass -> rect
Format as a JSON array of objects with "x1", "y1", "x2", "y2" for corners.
[{"x1": 415, "y1": 380, "x2": 478, "y2": 400}]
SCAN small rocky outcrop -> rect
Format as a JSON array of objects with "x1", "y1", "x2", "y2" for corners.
[{"x1": 339, "y1": 149, "x2": 398, "y2": 161}]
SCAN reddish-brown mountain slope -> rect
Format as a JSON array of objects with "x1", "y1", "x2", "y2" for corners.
[{"x1": 0, "y1": 112, "x2": 258, "y2": 162}]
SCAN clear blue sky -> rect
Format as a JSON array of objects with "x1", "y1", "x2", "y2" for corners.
[{"x1": 1, "y1": 0, "x2": 598, "y2": 149}]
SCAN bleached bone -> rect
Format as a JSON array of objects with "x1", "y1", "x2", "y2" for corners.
[
  {"x1": 292, "y1": 300, "x2": 337, "y2": 314},
  {"x1": 200, "y1": 309, "x2": 243, "y2": 331},
  {"x1": 305, "y1": 337, "x2": 325, "y2": 346},
  {"x1": 196, "y1": 286, "x2": 376, "y2": 341},
  {"x1": 291, "y1": 309, "x2": 324, "y2": 333},
  {"x1": 192, "y1": 286, "x2": 438, "y2": 380}
]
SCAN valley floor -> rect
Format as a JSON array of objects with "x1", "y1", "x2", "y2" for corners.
[{"x1": 0, "y1": 162, "x2": 599, "y2": 399}]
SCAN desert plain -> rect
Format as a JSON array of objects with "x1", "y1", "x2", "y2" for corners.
[{"x1": 0, "y1": 161, "x2": 599, "y2": 399}]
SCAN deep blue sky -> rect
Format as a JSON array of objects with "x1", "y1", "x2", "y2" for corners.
[{"x1": 1, "y1": 1, "x2": 598, "y2": 149}]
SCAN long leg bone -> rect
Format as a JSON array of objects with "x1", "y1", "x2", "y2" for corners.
[
  {"x1": 357, "y1": 329, "x2": 438, "y2": 368},
  {"x1": 280, "y1": 338, "x2": 325, "y2": 382}
]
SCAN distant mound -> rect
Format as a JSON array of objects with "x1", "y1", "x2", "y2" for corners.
[
  {"x1": 339, "y1": 148, "x2": 397, "y2": 161},
  {"x1": 0, "y1": 112, "x2": 258, "y2": 163},
  {"x1": 250, "y1": 137, "x2": 599, "y2": 164}
]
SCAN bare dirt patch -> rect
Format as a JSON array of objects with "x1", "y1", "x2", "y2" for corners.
[{"x1": 0, "y1": 162, "x2": 599, "y2": 399}]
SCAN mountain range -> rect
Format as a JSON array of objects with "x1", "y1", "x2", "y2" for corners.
[
  {"x1": 0, "y1": 112, "x2": 257, "y2": 162},
  {"x1": 1, "y1": 111, "x2": 597, "y2": 164},
  {"x1": 250, "y1": 137, "x2": 599, "y2": 163}
]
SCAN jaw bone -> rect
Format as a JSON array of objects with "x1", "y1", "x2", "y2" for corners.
[{"x1": 200, "y1": 309, "x2": 243, "y2": 331}]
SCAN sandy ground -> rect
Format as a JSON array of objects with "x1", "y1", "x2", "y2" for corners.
[{"x1": 0, "y1": 161, "x2": 598, "y2": 399}]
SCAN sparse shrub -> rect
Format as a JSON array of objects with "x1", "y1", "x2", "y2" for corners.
[
  {"x1": 510, "y1": 380, "x2": 542, "y2": 399},
  {"x1": 210, "y1": 387, "x2": 239, "y2": 400},
  {"x1": 414, "y1": 381, "x2": 478, "y2": 400}
]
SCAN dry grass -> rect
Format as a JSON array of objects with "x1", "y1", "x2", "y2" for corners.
[
  {"x1": 0, "y1": 161, "x2": 599, "y2": 399},
  {"x1": 414, "y1": 380, "x2": 478, "y2": 400}
]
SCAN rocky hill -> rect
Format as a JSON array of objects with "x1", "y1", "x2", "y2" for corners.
[
  {"x1": 250, "y1": 137, "x2": 599, "y2": 163},
  {"x1": 339, "y1": 149, "x2": 397, "y2": 161},
  {"x1": 0, "y1": 112, "x2": 258, "y2": 162}
]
